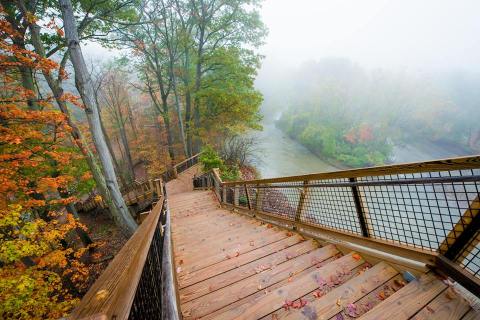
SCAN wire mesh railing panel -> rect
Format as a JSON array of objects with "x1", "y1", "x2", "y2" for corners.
[
  {"x1": 261, "y1": 182, "x2": 302, "y2": 220},
  {"x1": 248, "y1": 186, "x2": 257, "y2": 209},
  {"x1": 302, "y1": 178, "x2": 362, "y2": 235},
  {"x1": 226, "y1": 187, "x2": 234, "y2": 205},
  {"x1": 238, "y1": 186, "x2": 248, "y2": 208},
  {"x1": 129, "y1": 219, "x2": 163, "y2": 319},
  {"x1": 357, "y1": 170, "x2": 480, "y2": 251}
]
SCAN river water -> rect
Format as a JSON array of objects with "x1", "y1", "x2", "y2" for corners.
[{"x1": 250, "y1": 119, "x2": 468, "y2": 178}]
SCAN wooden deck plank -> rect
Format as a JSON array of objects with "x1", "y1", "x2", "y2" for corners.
[
  {"x1": 181, "y1": 245, "x2": 340, "y2": 319},
  {"x1": 461, "y1": 309, "x2": 480, "y2": 320},
  {"x1": 174, "y1": 221, "x2": 265, "y2": 249},
  {"x1": 175, "y1": 226, "x2": 289, "y2": 264},
  {"x1": 258, "y1": 261, "x2": 397, "y2": 320},
  {"x1": 177, "y1": 230, "x2": 291, "y2": 275},
  {"x1": 177, "y1": 235, "x2": 305, "y2": 288},
  {"x1": 213, "y1": 252, "x2": 365, "y2": 320},
  {"x1": 410, "y1": 287, "x2": 471, "y2": 320},
  {"x1": 285, "y1": 262, "x2": 398, "y2": 320},
  {"x1": 358, "y1": 273, "x2": 447, "y2": 320},
  {"x1": 202, "y1": 256, "x2": 341, "y2": 320},
  {"x1": 174, "y1": 223, "x2": 273, "y2": 256},
  {"x1": 329, "y1": 273, "x2": 405, "y2": 319},
  {"x1": 179, "y1": 240, "x2": 319, "y2": 303}
]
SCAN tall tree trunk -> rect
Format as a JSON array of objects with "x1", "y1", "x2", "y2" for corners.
[
  {"x1": 18, "y1": 65, "x2": 39, "y2": 110},
  {"x1": 183, "y1": 48, "x2": 193, "y2": 157},
  {"x1": 172, "y1": 75, "x2": 187, "y2": 157},
  {"x1": 161, "y1": 97, "x2": 176, "y2": 161},
  {"x1": 60, "y1": 0, "x2": 137, "y2": 236},
  {"x1": 126, "y1": 101, "x2": 138, "y2": 139},
  {"x1": 99, "y1": 113, "x2": 129, "y2": 188},
  {"x1": 25, "y1": 20, "x2": 114, "y2": 220},
  {"x1": 118, "y1": 121, "x2": 136, "y2": 181}
]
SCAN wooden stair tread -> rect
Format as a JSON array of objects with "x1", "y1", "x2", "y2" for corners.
[
  {"x1": 178, "y1": 235, "x2": 305, "y2": 288},
  {"x1": 358, "y1": 273, "x2": 447, "y2": 320},
  {"x1": 177, "y1": 230, "x2": 290, "y2": 275},
  {"x1": 174, "y1": 224, "x2": 280, "y2": 258},
  {"x1": 179, "y1": 239, "x2": 319, "y2": 303},
  {"x1": 410, "y1": 287, "x2": 472, "y2": 320},
  {"x1": 214, "y1": 252, "x2": 366, "y2": 320},
  {"x1": 181, "y1": 245, "x2": 340, "y2": 319},
  {"x1": 267, "y1": 260, "x2": 398, "y2": 320}
]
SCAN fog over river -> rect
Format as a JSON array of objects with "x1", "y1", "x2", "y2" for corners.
[{"x1": 250, "y1": 118, "x2": 468, "y2": 179}]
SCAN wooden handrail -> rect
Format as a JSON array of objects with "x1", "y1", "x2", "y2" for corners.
[
  {"x1": 222, "y1": 155, "x2": 480, "y2": 185},
  {"x1": 69, "y1": 197, "x2": 164, "y2": 319},
  {"x1": 172, "y1": 152, "x2": 202, "y2": 169}
]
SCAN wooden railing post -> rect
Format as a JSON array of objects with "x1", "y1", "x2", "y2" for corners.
[
  {"x1": 148, "y1": 179, "x2": 154, "y2": 193},
  {"x1": 294, "y1": 181, "x2": 309, "y2": 228},
  {"x1": 154, "y1": 179, "x2": 162, "y2": 198},
  {"x1": 244, "y1": 185, "x2": 252, "y2": 210},
  {"x1": 441, "y1": 196, "x2": 480, "y2": 260},
  {"x1": 349, "y1": 177, "x2": 370, "y2": 237},
  {"x1": 222, "y1": 185, "x2": 227, "y2": 204},
  {"x1": 173, "y1": 166, "x2": 178, "y2": 178}
]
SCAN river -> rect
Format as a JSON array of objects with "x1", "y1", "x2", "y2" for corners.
[{"x1": 250, "y1": 119, "x2": 469, "y2": 179}]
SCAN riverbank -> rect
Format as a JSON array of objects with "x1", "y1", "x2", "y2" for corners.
[{"x1": 249, "y1": 120, "x2": 472, "y2": 179}]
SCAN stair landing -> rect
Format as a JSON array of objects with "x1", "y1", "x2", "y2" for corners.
[{"x1": 168, "y1": 189, "x2": 478, "y2": 320}]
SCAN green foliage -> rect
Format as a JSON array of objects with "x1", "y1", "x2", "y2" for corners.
[
  {"x1": 197, "y1": 48, "x2": 263, "y2": 140},
  {"x1": 278, "y1": 112, "x2": 392, "y2": 167},
  {"x1": 199, "y1": 146, "x2": 241, "y2": 181},
  {"x1": 220, "y1": 164, "x2": 240, "y2": 182},
  {"x1": 199, "y1": 146, "x2": 224, "y2": 171}
]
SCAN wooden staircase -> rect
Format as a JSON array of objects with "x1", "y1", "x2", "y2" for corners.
[{"x1": 170, "y1": 190, "x2": 477, "y2": 320}]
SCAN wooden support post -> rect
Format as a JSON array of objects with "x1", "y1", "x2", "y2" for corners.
[
  {"x1": 350, "y1": 177, "x2": 370, "y2": 237},
  {"x1": 234, "y1": 185, "x2": 239, "y2": 206},
  {"x1": 244, "y1": 185, "x2": 252, "y2": 210},
  {"x1": 294, "y1": 181, "x2": 309, "y2": 228},
  {"x1": 173, "y1": 166, "x2": 178, "y2": 178},
  {"x1": 441, "y1": 196, "x2": 480, "y2": 260},
  {"x1": 222, "y1": 186, "x2": 227, "y2": 204},
  {"x1": 148, "y1": 179, "x2": 154, "y2": 193},
  {"x1": 154, "y1": 179, "x2": 162, "y2": 198}
]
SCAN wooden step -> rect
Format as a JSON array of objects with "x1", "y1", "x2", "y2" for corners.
[
  {"x1": 174, "y1": 224, "x2": 275, "y2": 257},
  {"x1": 212, "y1": 251, "x2": 366, "y2": 320},
  {"x1": 178, "y1": 235, "x2": 305, "y2": 288},
  {"x1": 410, "y1": 286, "x2": 471, "y2": 320},
  {"x1": 271, "y1": 261, "x2": 398, "y2": 320},
  {"x1": 358, "y1": 273, "x2": 447, "y2": 320},
  {"x1": 179, "y1": 239, "x2": 319, "y2": 303},
  {"x1": 177, "y1": 229, "x2": 291, "y2": 275},
  {"x1": 181, "y1": 245, "x2": 340, "y2": 319}
]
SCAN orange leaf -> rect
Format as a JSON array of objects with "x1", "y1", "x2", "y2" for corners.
[{"x1": 352, "y1": 253, "x2": 362, "y2": 261}]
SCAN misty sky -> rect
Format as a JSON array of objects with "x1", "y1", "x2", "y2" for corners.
[
  {"x1": 259, "y1": 0, "x2": 480, "y2": 72},
  {"x1": 84, "y1": 0, "x2": 480, "y2": 73}
]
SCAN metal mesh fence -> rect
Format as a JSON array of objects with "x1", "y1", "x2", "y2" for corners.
[
  {"x1": 303, "y1": 178, "x2": 362, "y2": 235},
  {"x1": 129, "y1": 215, "x2": 163, "y2": 319},
  {"x1": 192, "y1": 163, "x2": 480, "y2": 280}
]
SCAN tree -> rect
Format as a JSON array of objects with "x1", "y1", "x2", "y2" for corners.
[
  {"x1": 96, "y1": 64, "x2": 137, "y2": 183},
  {"x1": 0, "y1": 14, "x2": 92, "y2": 318},
  {"x1": 60, "y1": 0, "x2": 137, "y2": 235}
]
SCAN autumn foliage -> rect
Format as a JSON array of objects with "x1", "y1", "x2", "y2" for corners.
[{"x1": 0, "y1": 10, "x2": 94, "y2": 319}]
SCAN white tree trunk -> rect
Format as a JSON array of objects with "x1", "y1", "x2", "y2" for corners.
[{"x1": 60, "y1": 0, "x2": 137, "y2": 235}]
